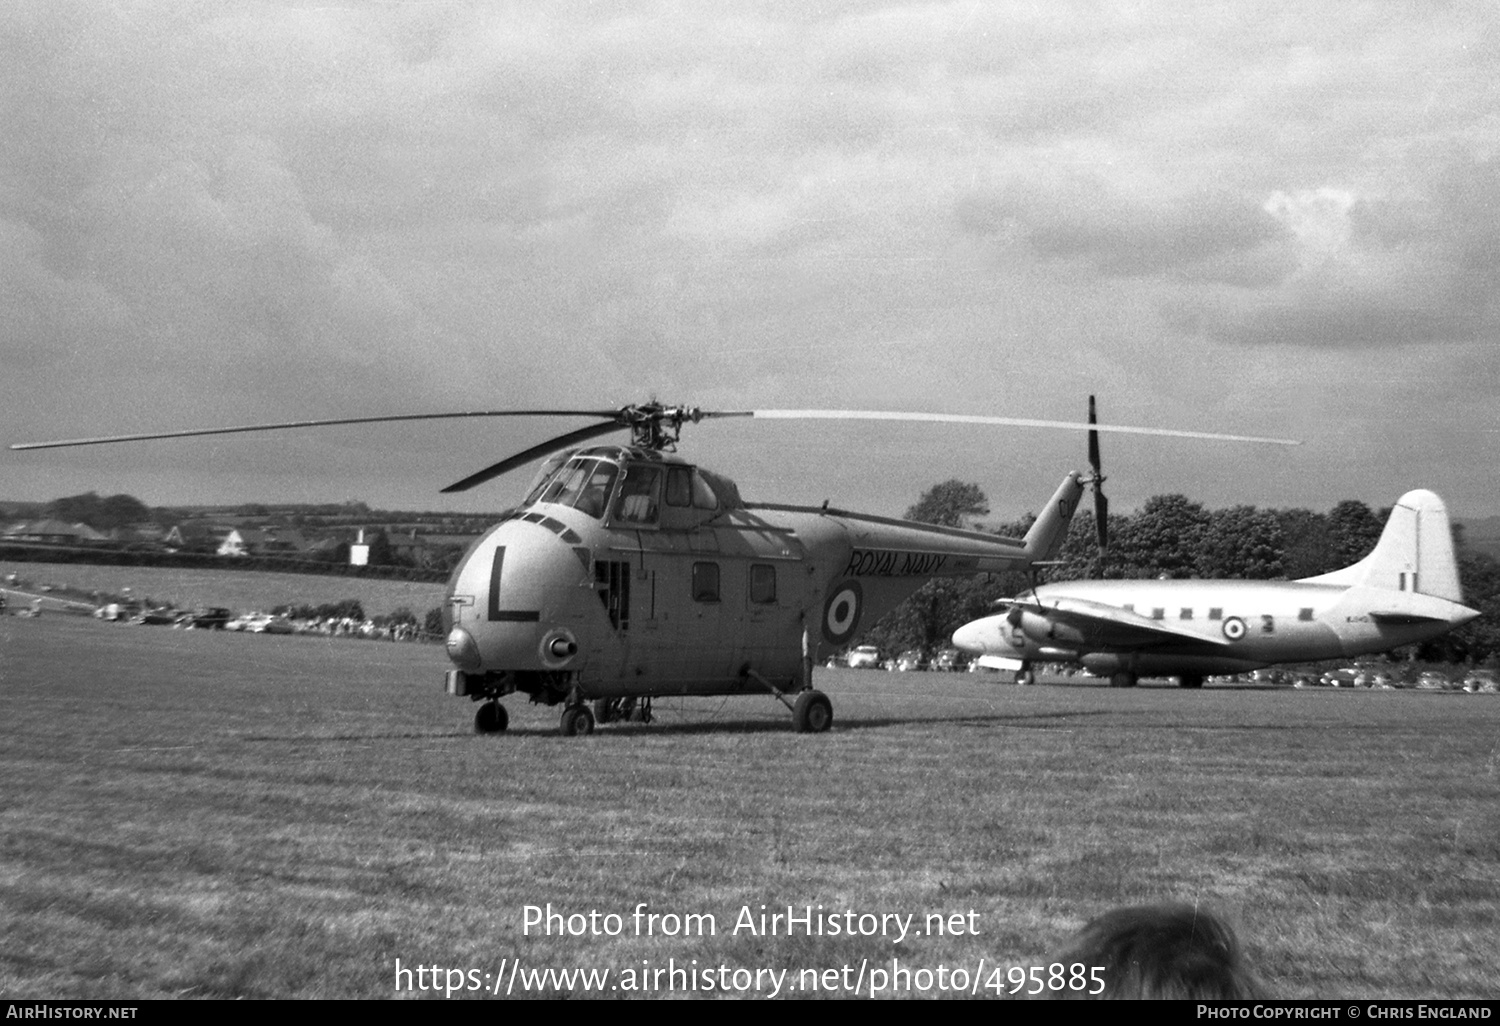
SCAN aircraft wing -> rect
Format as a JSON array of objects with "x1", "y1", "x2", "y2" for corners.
[{"x1": 1015, "y1": 595, "x2": 1234, "y2": 649}]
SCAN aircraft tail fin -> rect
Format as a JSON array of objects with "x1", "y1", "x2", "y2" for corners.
[
  {"x1": 1023, "y1": 472, "x2": 1085, "y2": 563},
  {"x1": 1299, "y1": 490, "x2": 1465, "y2": 601}
]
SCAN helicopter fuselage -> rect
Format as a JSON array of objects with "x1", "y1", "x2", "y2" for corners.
[{"x1": 441, "y1": 444, "x2": 1082, "y2": 729}]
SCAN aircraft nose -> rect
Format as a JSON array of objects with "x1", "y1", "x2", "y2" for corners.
[{"x1": 951, "y1": 619, "x2": 991, "y2": 653}]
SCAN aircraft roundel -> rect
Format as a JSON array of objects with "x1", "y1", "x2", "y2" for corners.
[
  {"x1": 1221, "y1": 616, "x2": 1247, "y2": 641},
  {"x1": 822, "y1": 580, "x2": 864, "y2": 646}
]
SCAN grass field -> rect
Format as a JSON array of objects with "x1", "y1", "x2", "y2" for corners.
[
  {"x1": 0, "y1": 560, "x2": 448, "y2": 618},
  {"x1": 2, "y1": 614, "x2": 1497, "y2": 1000}
]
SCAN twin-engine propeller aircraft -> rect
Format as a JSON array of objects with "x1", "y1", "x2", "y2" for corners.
[
  {"x1": 952, "y1": 489, "x2": 1480, "y2": 688},
  {"x1": 13, "y1": 400, "x2": 1297, "y2": 734}
]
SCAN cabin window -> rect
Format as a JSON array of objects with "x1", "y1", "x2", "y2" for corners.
[
  {"x1": 692, "y1": 470, "x2": 718, "y2": 510},
  {"x1": 666, "y1": 466, "x2": 693, "y2": 507},
  {"x1": 1261, "y1": 615, "x2": 1275, "y2": 634},
  {"x1": 1122, "y1": 604, "x2": 1134, "y2": 613},
  {"x1": 1152, "y1": 608, "x2": 1165, "y2": 620},
  {"x1": 1208, "y1": 607, "x2": 1223, "y2": 620},
  {"x1": 1180, "y1": 608, "x2": 1193, "y2": 620},
  {"x1": 692, "y1": 562, "x2": 720, "y2": 603},
  {"x1": 1298, "y1": 607, "x2": 1314, "y2": 621},
  {"x1": 614, "y1": 465, "x2": 662, "y2": 524},
  {"x1": 749, "y1": 564, "x2": 776, "y2": 604}
]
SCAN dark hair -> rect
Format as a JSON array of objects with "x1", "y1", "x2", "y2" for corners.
[{"x1": 1045, "y1": 904, "x2": 1262, "y2": 999}]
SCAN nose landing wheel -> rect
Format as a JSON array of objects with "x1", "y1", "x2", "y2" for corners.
[
  {"x1": 475, "y1": 701, "x2": 509, "y2": 734},
  {"x1": 560, "y1": 704, "x2": 595, "y2": 736}
]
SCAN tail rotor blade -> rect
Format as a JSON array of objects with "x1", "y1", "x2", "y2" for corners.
[{"x1": 1094, "y1": 487, "x2": 1110, "y2": 554}]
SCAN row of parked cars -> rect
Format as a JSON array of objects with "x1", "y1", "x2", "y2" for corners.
[
  {"x1": 1283, "y1": 666, "x2": 1498, "y2": 692},
  {"x1": 830, "y1": 645, "x2": 970, "y2": 672}
]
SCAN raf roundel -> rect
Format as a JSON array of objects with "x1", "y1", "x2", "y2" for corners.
[
  {"x1": 1221, "y1": 616, "x2": 1247, "y2": 641},
  {"x1": 822, "y1": 580, "x2": 864, "y2": 646}
]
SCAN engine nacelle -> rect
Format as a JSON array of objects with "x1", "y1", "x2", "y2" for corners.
[{"x1": 1014, "y1": 609, "x2": 1086, "y2": 647}]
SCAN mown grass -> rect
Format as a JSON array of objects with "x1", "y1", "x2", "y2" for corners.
[
  {"x1": 1, "y1": 615, "x2": 1497, "y2": 999},
  {"x1": 0, "y1": 560, "x2": 448, "y2": 618}
]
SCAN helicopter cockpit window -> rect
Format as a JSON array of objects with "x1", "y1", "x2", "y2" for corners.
[
  {"x1": 571, "y1": 461, "x2": 618, "y2": 519},
  {"x1": 526, "y1": 457, "x2": 620, "y2": 520},
  {"x1": 614, "y1": 464, "x2": 662, "y2": 525},
  {"x1": 522, "y1": 453, "x2": 571, "y2": 508}
]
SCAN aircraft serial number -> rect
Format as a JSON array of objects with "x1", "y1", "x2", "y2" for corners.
[{"x1": 844, "y1": 549, "x2": 949, "y2": 578}]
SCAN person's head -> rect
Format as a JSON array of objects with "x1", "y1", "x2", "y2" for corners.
[{"x1": 1045, "y1": 903, "x2": 1262, "y2": 999}]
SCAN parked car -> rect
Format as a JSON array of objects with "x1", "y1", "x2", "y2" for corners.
[
  {"x1": 189, "y1": 606, "x2": 234, "y2": 630},
  {"x1": 1415, "y1": 671, "x2": 1453, "y2": 690},
  {"x1": 844, "y1": 645, "x2": 881, "y2": 669},
  {"x1": 931, "y1": 647, "x2": 967, "y2": 672},
  {"x1": 1320, "y1": 668, "x2": 1362, "y2": 687},
  {"x1": 893, "y1": 650, "x2": 926, "y2": 672},
  {"x1": 1462, "y1": 669, "x2": 1497, "y2": 693}
]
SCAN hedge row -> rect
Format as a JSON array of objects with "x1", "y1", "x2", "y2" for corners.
[{"x1": 0, "y1": 543, "x2": 450, "y2": 583}]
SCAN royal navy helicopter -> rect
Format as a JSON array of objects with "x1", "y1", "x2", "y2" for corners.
[{"x1": 12, "y1": 400, "x2": 1297, "y2": 735}]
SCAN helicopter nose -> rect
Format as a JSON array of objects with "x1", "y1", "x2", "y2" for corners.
[{"x1": 951, "y1": 619, "x2": 992, "y2": 653}]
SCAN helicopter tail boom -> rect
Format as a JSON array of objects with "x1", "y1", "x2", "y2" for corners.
[{"x1": 1022, "y1": 472, "x2": 1087, "y2": 564}]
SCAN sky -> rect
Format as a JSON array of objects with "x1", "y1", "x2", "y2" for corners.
[{"x1": 3, "y1": 0, "x2": 1498, "y2": 524}]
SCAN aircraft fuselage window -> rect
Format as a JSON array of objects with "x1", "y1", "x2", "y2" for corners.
[
  {"x1": 1151, "y1": 608, "x2": 1164, "y2": 620},
  {"x1": 692, "y1": 562, "x2": 720, "y2": 603},
  {"x1": 1208, "y1": 607, "x2": 1223, "y2": 620},
  {"x1": 614, "y1": 464, "x2": 662, "y2": 525},
  {"x1": 1298, "y1": 607, "x2": 1314, "y2": 621},
  {"x1": 750, "y1": 564, "x2": 776, "y2": 604},
  {"x1": 1261, "y1": 615, "x2": 1275, "y2": 634},
  {"x1": 1180, "y1": 608, "x2": 1193, "y2": 620}
]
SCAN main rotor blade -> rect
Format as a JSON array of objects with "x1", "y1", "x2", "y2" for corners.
[
  {"x1": 8, "y1": 410, "x2": 622, "y2": 451},
  {"x1": 739, "y1": 409, "x2": 1300, "y2": 446},
  {"x1": 440, "y1": 420, "x2": 628, "y2": 493}
]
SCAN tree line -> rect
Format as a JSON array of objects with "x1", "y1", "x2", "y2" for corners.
[{"x1": 857, "y1": 480, "x2": 1500, "y2": 667}]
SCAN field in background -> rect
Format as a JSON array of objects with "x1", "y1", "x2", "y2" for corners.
[
  {"x1": 2, "y1": 614, "x2": 1497, "y2": 999},
  {"x1": 0, "y1": 560, "x2": 448, "y2": 618}
]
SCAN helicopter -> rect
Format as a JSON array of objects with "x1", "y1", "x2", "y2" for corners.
[{"x1": 12, "y1": 400, "x2": 1298, "y2": 735}]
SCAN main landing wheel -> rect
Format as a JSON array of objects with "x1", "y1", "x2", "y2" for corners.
[
  {"x1": 792, "y1": 690, "x2": 833, "y2": 734},
  {"x1": 475, "y1": 701, "x2": 509, "y2": 734},
  {"x1": 560, "y1": 704, "x2": 595, "y2": 737},
  {"x1": 1178, "y1": 674, "x2": 1205, "y2": 689},
  {"x1": 593, "y1": 698, "x2": 620, "y2": 725}
]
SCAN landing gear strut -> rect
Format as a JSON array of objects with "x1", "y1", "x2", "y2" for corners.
[
  {"x1": 1110, "y1": 671, "x2": 1138, "y2": 688},
  {"x1": 1178, "y1": 674, "x2": 1205, "y2": 689}
]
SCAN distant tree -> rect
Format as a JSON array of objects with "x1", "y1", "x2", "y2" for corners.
[
  {"x1": 1326, "y1": 500, "x2": 1383, "y2": 568},
  {"x1": 45, "y1": 491, "x2": 151, "y2": 530},
  {"x1": 1115, "y1": 495, "x2": 1209, "y2": 579},
  {"x1": 1199, "y1": 505, "x2": 1285, "y2": 579},
  {"x1": 904, "y1": 480, "x2": 989, "y2": 529},
  {"x1": 1275, "y1": 508, "x2": 1330, "y2": 578},
  {"x1": 424, "y1": 606, "x2": 445, "y2": 636},
  {"x1": 367, "y1": 530, "x2": 394, "y2": 566}
]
